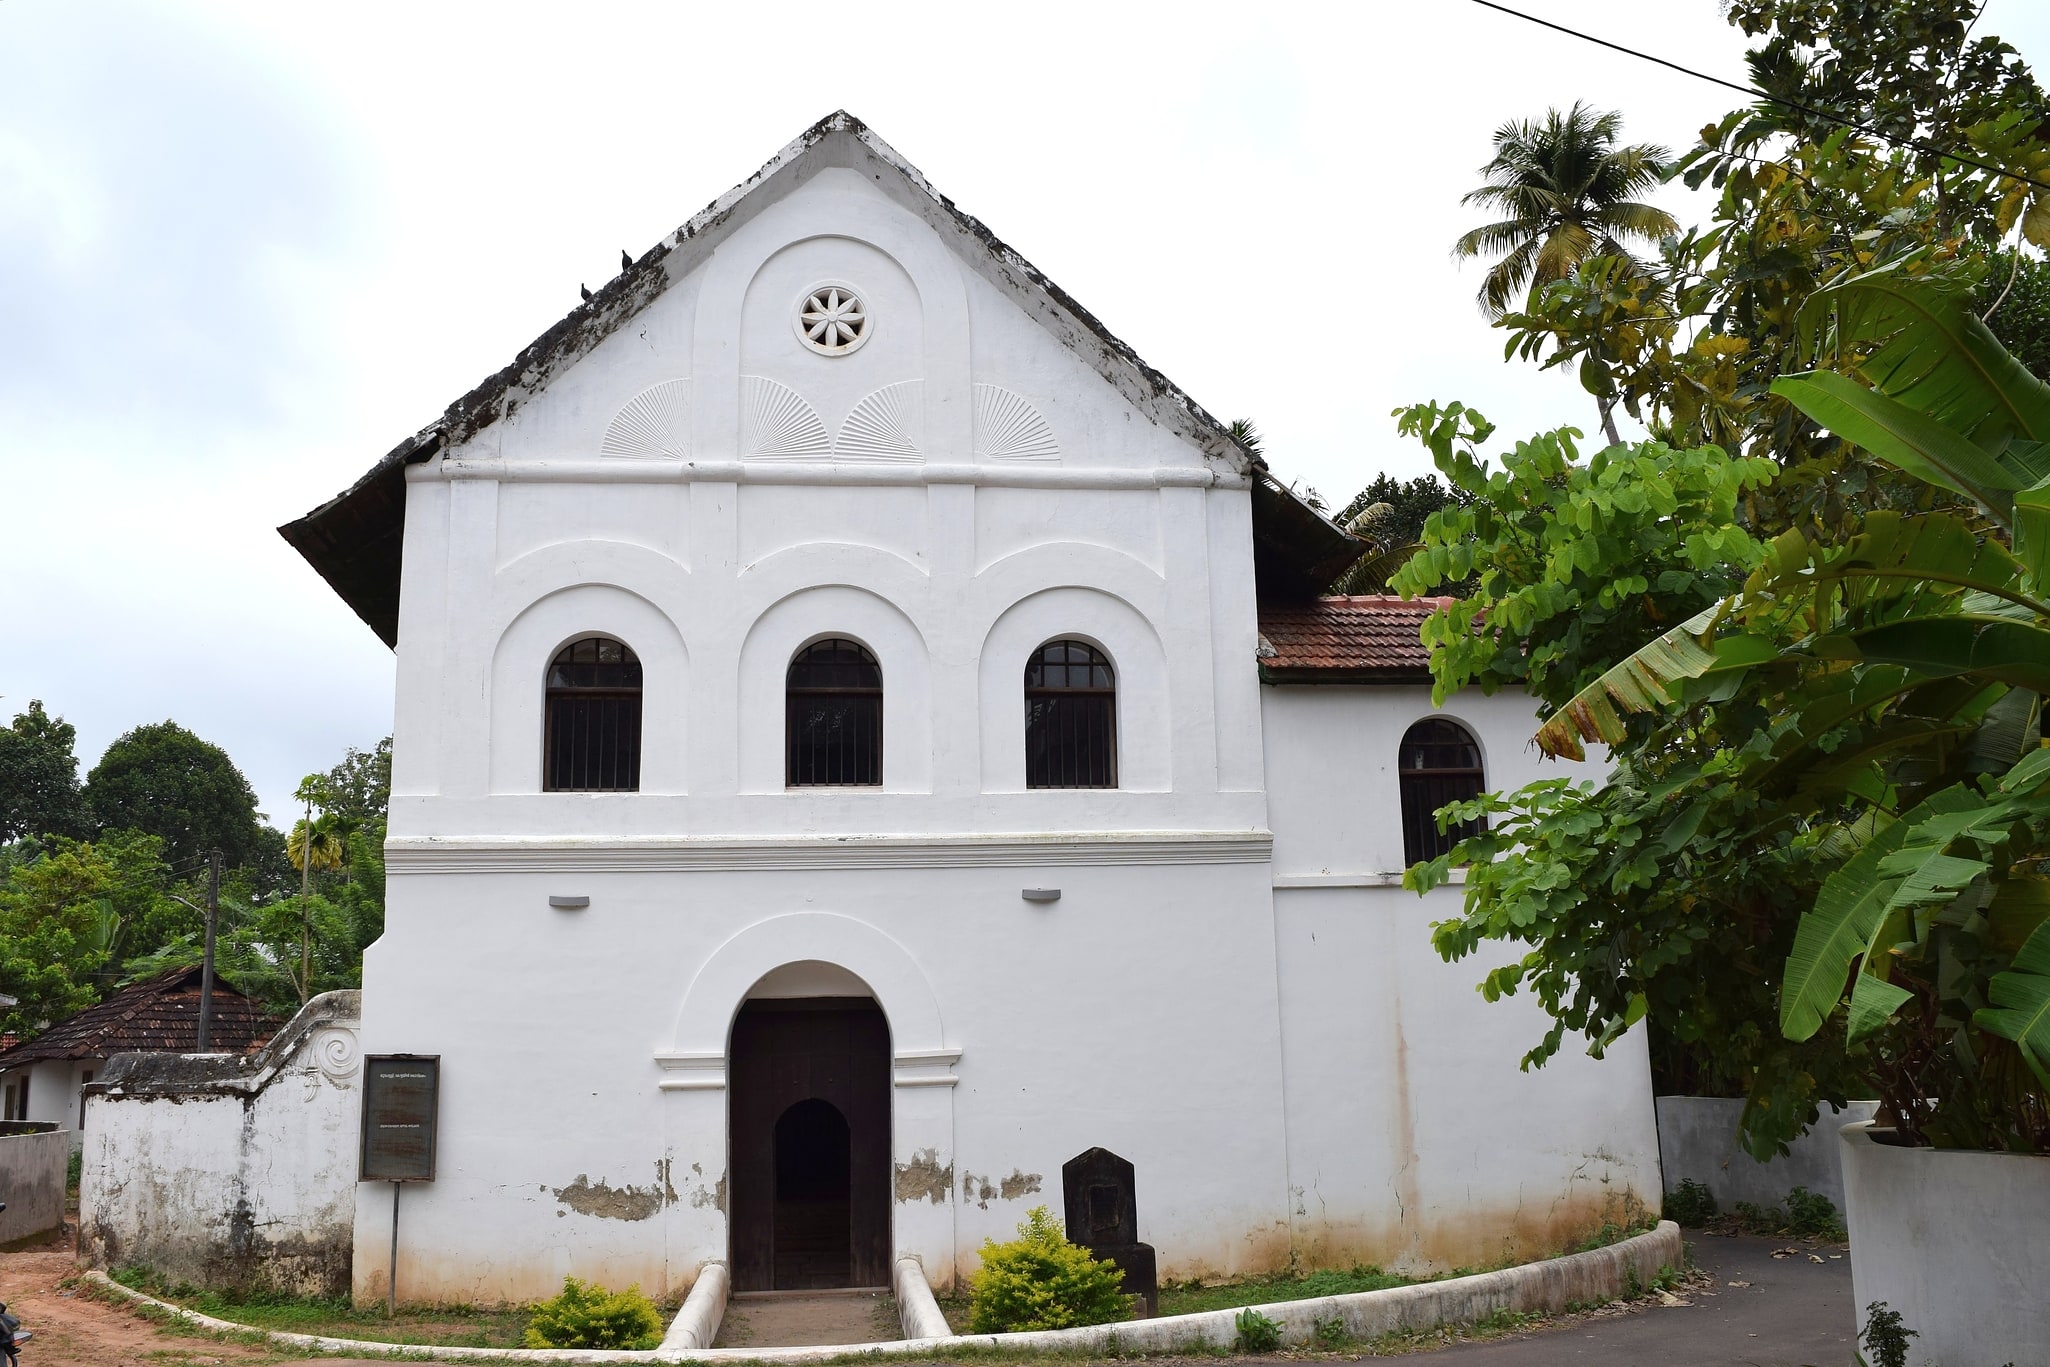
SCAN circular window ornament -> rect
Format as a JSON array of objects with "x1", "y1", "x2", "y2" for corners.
[{"x1": 794, "y1": 281, "x2": 871, "y2": 356}]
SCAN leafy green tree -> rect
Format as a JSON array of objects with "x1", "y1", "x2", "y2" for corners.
[
  {"x1": 1451, "y1": 102, "x2": 1676, "y2": 352},
  {"x1": 322, "y1": 737, "x2": 391, "y2": 827},
  {"x1": 82, "y1": 721, "x2": 264, "y2": 869},
  {"x1": 0, "y1": 701, "x2": 87, "y2": 842},
  {"x1": 1413, "y1": 270, "x2": 2050, "y2": 1154},
  {"x1": 0, "y1": 838, "x2": 118, "y2": 1036}
]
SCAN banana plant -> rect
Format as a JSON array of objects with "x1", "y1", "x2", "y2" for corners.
[{"x1": 1534, "y1": 265, "x2": 2050, "y2": 1149}]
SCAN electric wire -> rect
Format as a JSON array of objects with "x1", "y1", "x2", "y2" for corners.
[{"x1": 1467, "y1": 0, "x2": 2050, "y2": 196}]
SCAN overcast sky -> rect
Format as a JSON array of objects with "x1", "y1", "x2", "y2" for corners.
[{"x1": 4, "y1": 0, "x2": 2046, "y2": 829}]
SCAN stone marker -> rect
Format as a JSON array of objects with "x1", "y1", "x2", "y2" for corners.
[{"x1": 1062, "y1": 1147, "x2": 1157, "y2": 1318}]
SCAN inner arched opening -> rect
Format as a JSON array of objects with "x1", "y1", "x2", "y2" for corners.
[{"x1": 773, "y1": 1098, "x2": 853, "y2": 1288}]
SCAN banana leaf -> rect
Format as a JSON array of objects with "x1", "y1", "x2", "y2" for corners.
[
  {"x1": 1792, "y1": 262, "x2": 2050, "y2": 453},
  {"x1": 1976, "y1": 920, "x2": 2050, "y2": 1088},
  {"x1": 1772, "y1": 371, "x2": 2022, "y2": 526},
  {"x1": 1782, "y1": 785, "x2": 1981, "y2": 1042},
  {"x1": 1532, "y1": 603, "x2": 1775, "y2": 759}
]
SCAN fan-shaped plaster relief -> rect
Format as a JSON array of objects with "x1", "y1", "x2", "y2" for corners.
[
  {"x1": 738, "y1": 234, "x2": 923, "y2": 439},
  {"x1": 835, "y1": 380, "x2": 924, "y2": 462},
  {"x1": 494, "y1": 483, "x2": 689, "y2": 570},
  {"x1": 599, "y1": 380, "x2": 691, "y2": 460},
  {"x1": 489, "y1": 271, "x2": 701, "y2": 465},
  {"x1": 736, "y1": 484, "x2": 928, "y2": 570},
  {"x1": 962, "y1": 267, "x2": 1211, "y2": 474},
  {"x1": 740, "y1": 376, "x2": 833, "y2": 460},
  {"x1": 972, "y1": 385, "x2": 1059, "y2": 462},
  {"x1": 973, "y1": 488, "x2": 1162, "y2": 575}
]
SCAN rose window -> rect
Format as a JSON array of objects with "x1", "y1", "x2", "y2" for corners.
[{"x1": 795, "y1": 283, "x2": 871, "y2": 355}]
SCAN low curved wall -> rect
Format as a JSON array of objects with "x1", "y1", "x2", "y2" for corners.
[
  {"x1": 86, "y1": 1220, "x2": 1683, "y2": 1364},
  {"x1": 1840, "y1": 1122, "x2": 2050, "y2": 1366}
]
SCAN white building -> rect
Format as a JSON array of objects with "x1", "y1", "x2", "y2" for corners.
[{"x1": 283, "y1": 112, "x2": 1658, "y2": 1307}]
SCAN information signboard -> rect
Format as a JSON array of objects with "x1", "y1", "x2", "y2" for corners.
[{"x1": 360, "y1": 1054, "x2": 439, "y2": 1182}]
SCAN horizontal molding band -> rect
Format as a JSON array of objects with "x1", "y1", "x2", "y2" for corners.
[
  {"x1": 387, "y1": 831, "x2": 1274, "y2": 874},
  {"x1": 654, "y1": 1050, "x2": 961, "y2": 1092},
  {"x1": 1271, "y1": 869, "x2": 1468, "y2": 889},
  {"x1": 409, "y1": 458, "x2": 1242, "y2": 491}
]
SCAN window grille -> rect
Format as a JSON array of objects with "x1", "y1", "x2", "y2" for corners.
[
  {"x1": 1024, "y1": 640, "x2": 1117, "y2": 789},
  {"x1": 786, "y1": 638, "x2": 883, "y2": 786},
  {"x1": 543, "y1": 637, "x2": 643, "y2": 792},
  {"x1": 1399, "y1": 718, "x2": 1485, "y2": 865}
]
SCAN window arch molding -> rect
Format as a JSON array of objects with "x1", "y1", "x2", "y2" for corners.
[
  {"x1": 486, "y1": 583, "x2": 688, "y2": 795},
  {"x1": 1398, "y1": 714, "x2": 1488, "y2": 866},
  {"x1": 735, "y1": 585, "x2": 932, "y2": 795},
  {"x1": 977, "y1": 587, "x2": 1168, "y2": 793}
]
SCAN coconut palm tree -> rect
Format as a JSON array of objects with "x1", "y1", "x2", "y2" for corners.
[
  {"x1": 287, "y1": 777, "x2": 344, "y2": 1003},
  {"x1": 1453, "y1": 102, "x2": 1677, "y2": 321}
]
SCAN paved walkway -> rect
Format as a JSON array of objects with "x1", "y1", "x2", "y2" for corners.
[{"x1": 1292, "y1": 1232, "x2": 1855, "y2": 1366}]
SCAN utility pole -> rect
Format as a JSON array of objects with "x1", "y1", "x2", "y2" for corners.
[{"x1": 197, "y1": 848, "x2": 221, "y2": 1052}]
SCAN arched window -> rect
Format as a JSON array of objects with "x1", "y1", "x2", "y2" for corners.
[
  {"x1": 544, "y1": 637, "x2": 642, "y2": 792},
  {"x1": 1399, "y1": 718, "x2": 1485, "y2": 865},
  {"x1": 1025, "y1": 640, "x2": 1116, "y2": 789},
  {"x1": 787, "y1": 638, "x2": 882, "y2": 786}
]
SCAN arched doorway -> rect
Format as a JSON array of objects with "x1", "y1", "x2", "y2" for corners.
[{"x1": 728, "y1": 996, "x2": 890, "y2": 1290}]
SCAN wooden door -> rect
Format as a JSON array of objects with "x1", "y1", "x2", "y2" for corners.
[{"x1": 727, "y1": 997, "x2": 891, "y2": 1290}]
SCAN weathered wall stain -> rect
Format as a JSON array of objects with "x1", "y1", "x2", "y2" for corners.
[
  {"x1": 961, "y1": 1167, "x2": 1043, "y2": 1209},
  {"x1": 553, "y1": 1166, "x2": 673, "y2": 1221},
  {"x1": 895, "y1": 1149, "x2": 952, "y2": 1204}
]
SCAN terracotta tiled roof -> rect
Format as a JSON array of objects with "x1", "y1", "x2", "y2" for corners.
[
  {"x1": 1256, "y1": 596, "x2": 1454, "y2": 683},
  {"x1": 0, "y1": 966, "x2": 279, "y2": 1066}
]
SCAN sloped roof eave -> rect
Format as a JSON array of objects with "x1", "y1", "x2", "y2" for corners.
[{"x1": 278, "y1": 111, "x2": 1361, "y2": 645}]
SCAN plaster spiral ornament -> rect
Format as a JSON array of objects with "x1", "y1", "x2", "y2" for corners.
[
  {"x1": 972, "y1": 384, "x2": 1061, "y2": 462},
  {"x1": 598, "y1": 379, "x2": 691, "y2": 460},
  {"x1": 740, "y1": 375, "x2": 832, "y2": 460},
  {"x1": 835, "y1": 381, "x2": 924, "y2": 462},
  {"x1": 793, "y1": 281, "x2": 872, "y2": 356},
  {"x1": 311, "y1": 1025, "x2": 362, "y2": 1085}
]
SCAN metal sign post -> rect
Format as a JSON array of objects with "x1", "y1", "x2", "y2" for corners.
[{"x1": 360, "y1": 1055, "x2": 439, "y2": 1317}]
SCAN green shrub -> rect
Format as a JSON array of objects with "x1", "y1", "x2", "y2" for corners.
[
  {"x1": 65, "y1": 1150, "x2": 81, "y2": 1196},
  {"x1": 1783, "y1": 1186, "x2": 1844, "y2": 1239},
  {"x1": 1233, "y1": 1307, "x2": 1283, "y2": 1352},
  {"x1": 967, "y1": 1206, "x2": 1129, "y2": 1333},
  {"x1": 1858, "y1": 1300, "x2": 1915, "y2": 1367},
  {"x1": 521, "y1": 1276, "x2": 662, "y2": 1350},
  {"x1": 1312, "y1": 1315, "x2": 1348, "y2": 1348},
  {"x1": 1664, "y1": 1177, "x2": 1717, "y2": 1226}
]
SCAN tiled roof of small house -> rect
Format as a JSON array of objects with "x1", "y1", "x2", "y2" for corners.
[
  {"x1": 0, "y1": 966, "x2": 279, "y2": 1066},
  {"x1": 1256, "y1": 596, "x2": 1455, "y2": 683}
]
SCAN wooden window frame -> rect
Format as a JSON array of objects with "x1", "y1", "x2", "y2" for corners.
[
  {"x1": 785, "y1": 638, "x2": 884, "y2": 788},
  {"x1": 1399, "y1": 718, "x2": 1486, "y2": 865},
  {"x1": 1024, "y1": 639, "x2": 1118, "y2": 790},
  {"x1": 543, "y1": 637, "x2": 644, "y2": 793}
]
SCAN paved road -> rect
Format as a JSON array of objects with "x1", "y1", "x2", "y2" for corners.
[{"x1": 1371, "y1": 1233, "x2": 1853, "y2": 1366}]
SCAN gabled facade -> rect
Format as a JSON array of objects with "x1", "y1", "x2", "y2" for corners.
[{"x1": 285, "y1": 113, "x2": 1657, "y2": 1305}]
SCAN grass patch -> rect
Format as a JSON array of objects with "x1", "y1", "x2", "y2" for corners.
[
  {"x1": 107, "y1": 1265, "x2": 539, "y2": 1349},
  {"x1": 1158, "y1": 1265, "x2": 1415, "y2": 1316}
]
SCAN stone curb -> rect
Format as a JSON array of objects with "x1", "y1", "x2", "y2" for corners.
[{"x1": 84, "y1": 1221, "x2": 1682, "y2": 1364}]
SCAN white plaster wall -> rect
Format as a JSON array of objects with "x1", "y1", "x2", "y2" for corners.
[
  {"x1": 80, "y1": 1002, "x2": 362, "y2": 1296},
  {"x1": 0, "y1": 1130, "x2": 69, "y2": 1242},
  {"x1": 1262, "y1": 686, "x2": 1660, "y2": 1272},
  {"x1": 350, "y1": 859, "x2": 1290, "y2": 1304},
  {"x1": 18, "y1": 1057, "x2": 95, "y2": 1150}
]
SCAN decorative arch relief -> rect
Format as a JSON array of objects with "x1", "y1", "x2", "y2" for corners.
[
  {"x1": 599, "y1": 379, "x2": 692, "y2": 460},
  {"x1": 974, "y1": 384, "x2": 1060, "y2": 463},
  {"x1": 835, "y1": 380, "x2": 923, "y2": 462},
  {"x1": 741, "y1": 375, "x2": 832, "y2": 461}
]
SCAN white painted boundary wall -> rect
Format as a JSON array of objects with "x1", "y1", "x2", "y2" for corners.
[
  {"x1": 1656, "y1": 1096, "x2": 1876, "y2": 1214},
  {"x1": 80, "y1": 991, "x2": 362, "y2": 1296},
  {"x1": 0, "y1": 1129, "x2": 69, "y2": 1242}
]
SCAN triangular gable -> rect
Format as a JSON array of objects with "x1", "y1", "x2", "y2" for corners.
[{"x1": 281, "y1": 111, "x2": 1359, "y2": 643}]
